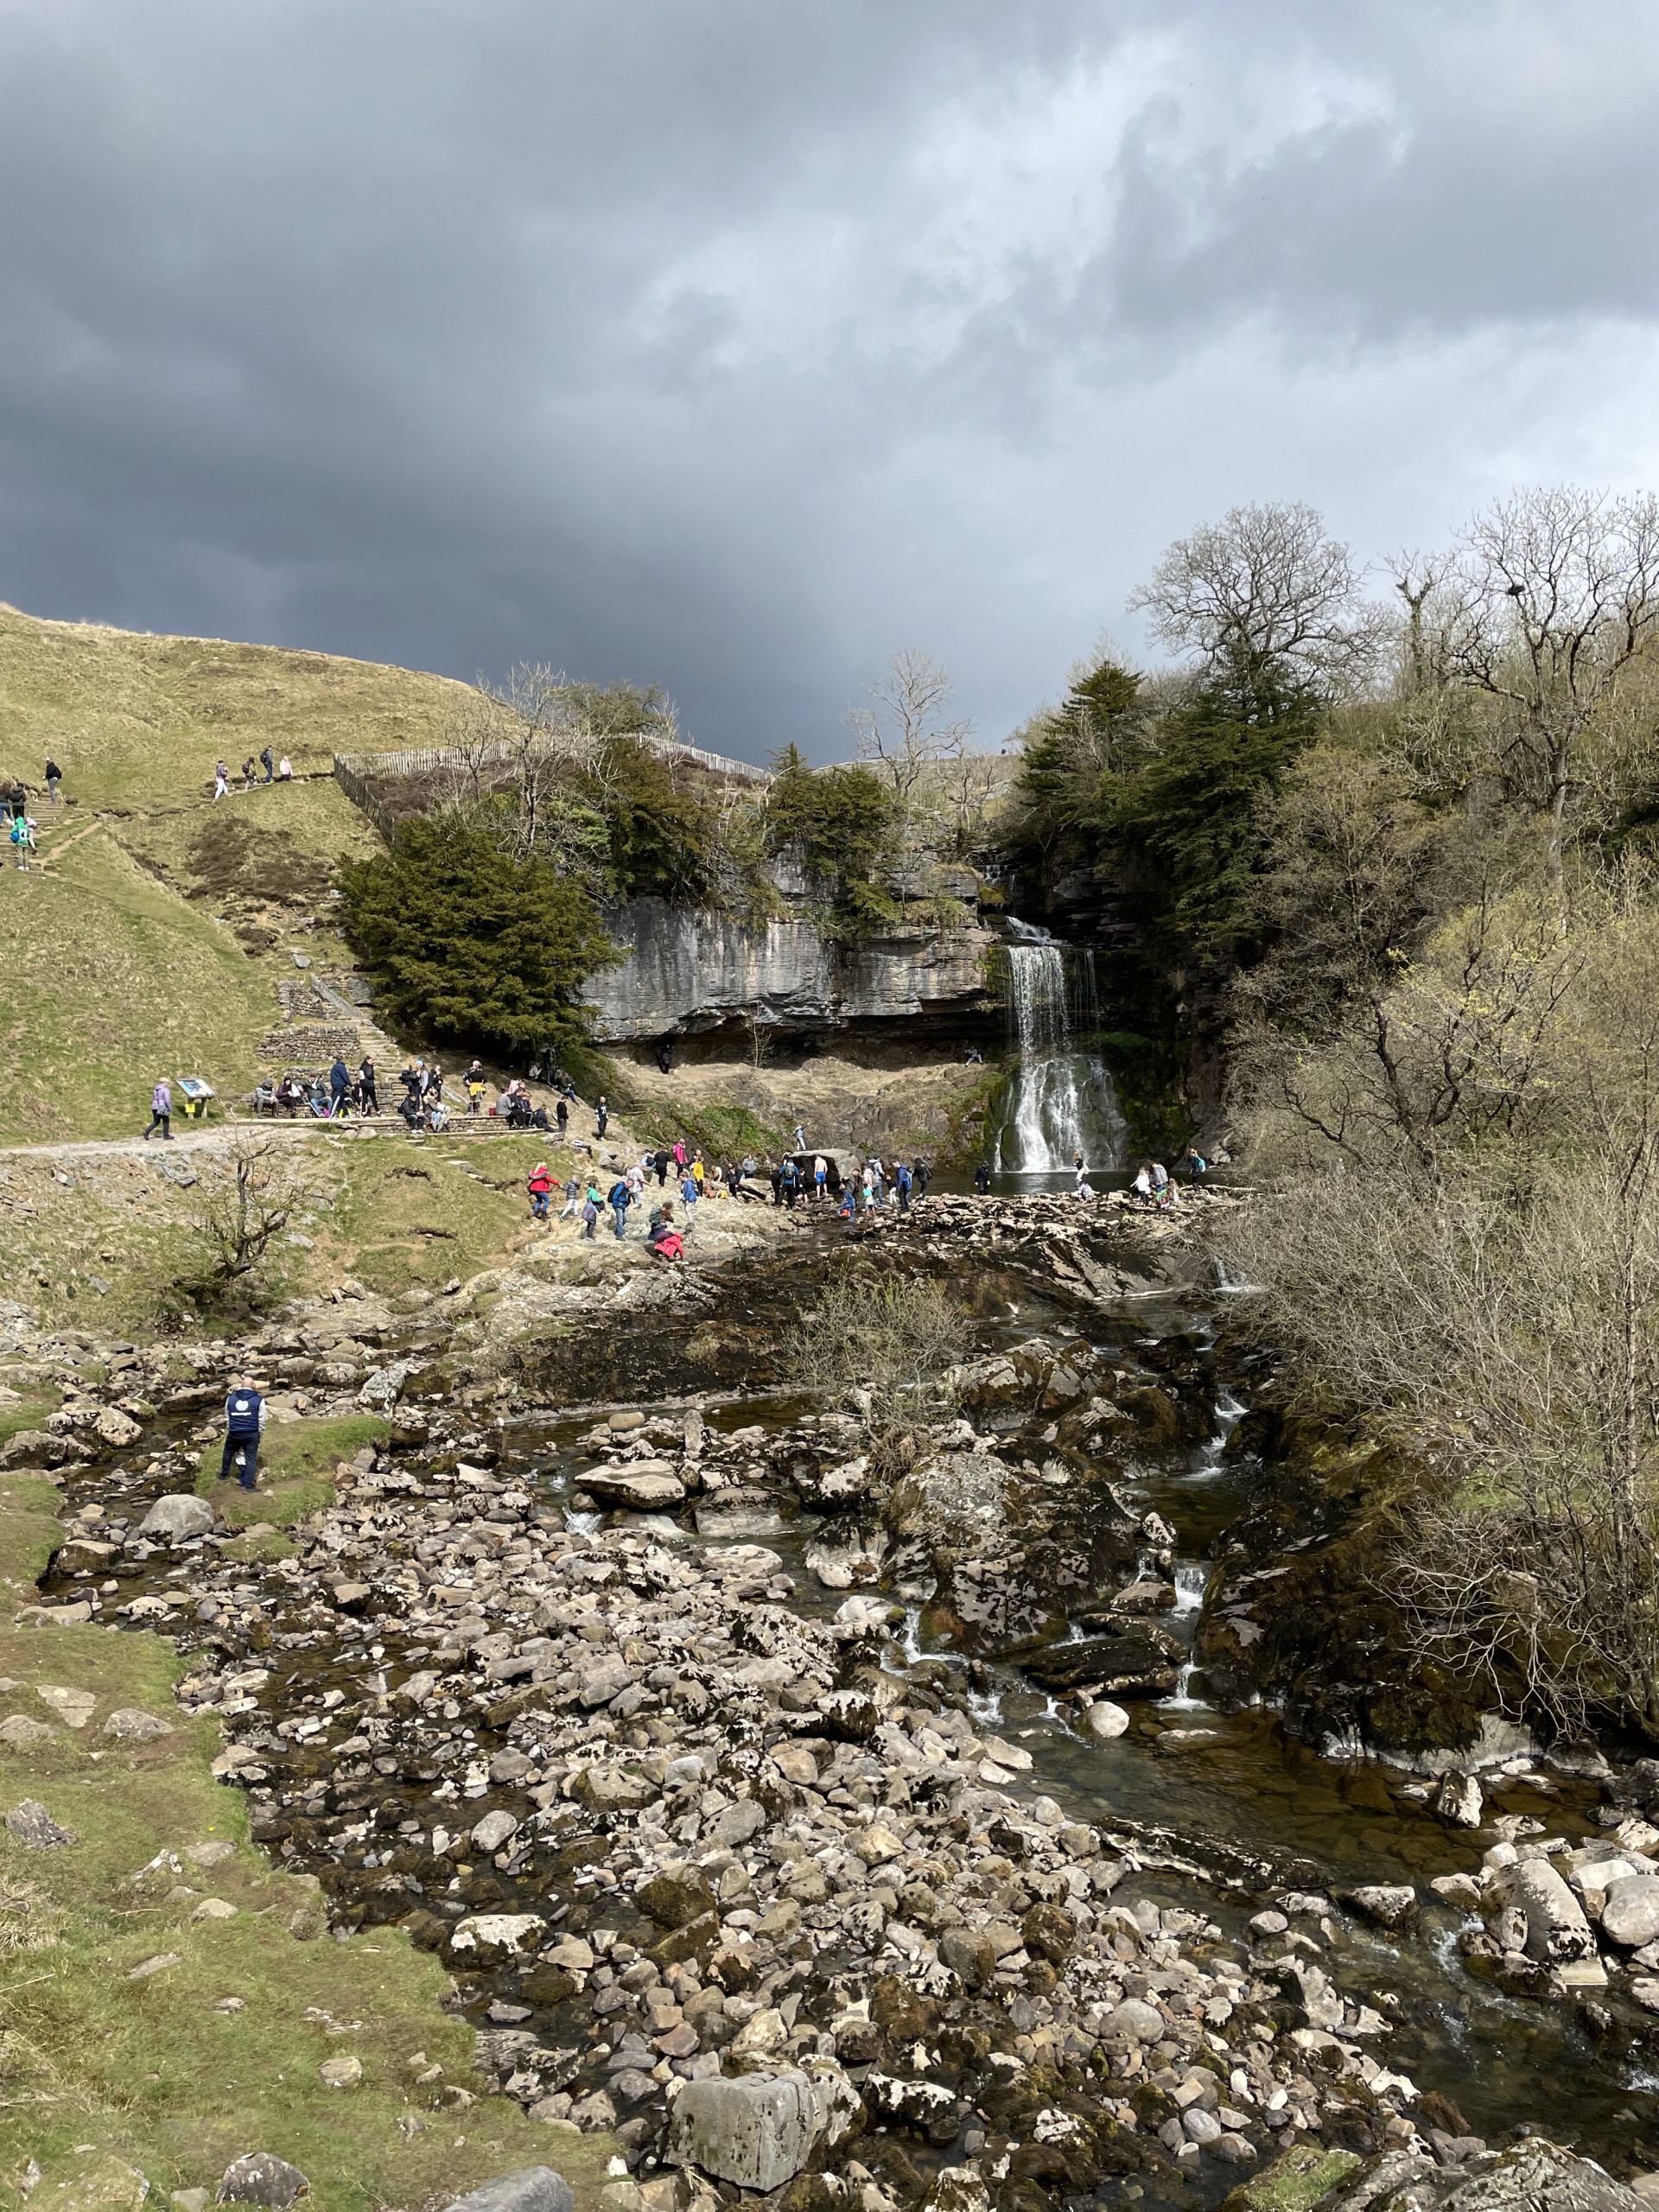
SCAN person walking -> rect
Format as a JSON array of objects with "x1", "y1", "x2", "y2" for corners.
[
  {"x1": 581, "y1": 1182, "x2": 601, "y2": 1239},
  {"x1": 358, "y1": 1055, "x2": 378, "y2": 1114},
  {"x1": 260, "y1": 745, "x2": 275, "y2": 784},
  {"x1": 44, "y1": 759, "x2": 61, "y2": 805},
  {"x1": 241, "y1": 755, "x2": 257, "y2": 789},
  {"x1": 213, "y1": 760, "x2": 230, "y2": 800},
  {"x1": 896, "y1": 1159, "x2": 912, "y2": 1215},
  {"x1": 527, "y1": 1160, "x2": 554, "y2": 1220},
  {"x1": 277, "y1": 755, "x2": 293, "y2": 780},
  {"x1": 653, "y1": 1145, "x2": 668, "y2": 1187},
  {"x1": 143, "y1": 1076, "x2": 174, "y2": 1141},
  {"x1": 914, "y1": 1156, "x2": 932, "y2": 1200},
  {"x1": 9, "y1": 814, "x2": 33, "y2": 870},
  {"x1": 219, "y1": 1375, "x2": 267, "y2": 1491},
  {"x1": 329, "y1": 1056, "x2": 352, "y2": 1115}
]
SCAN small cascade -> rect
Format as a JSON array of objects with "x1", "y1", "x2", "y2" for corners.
[{"x1": 995, "y1": 921, "x2": 1128, "y2": 1173}]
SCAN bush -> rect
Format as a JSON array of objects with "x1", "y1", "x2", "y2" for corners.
[
  {"x1": 791, "y1": 1267, "x2": 962, "y2": 1478},
  {"x1": 338, "y1": 817, "x2": 613, "y2": 1055}
]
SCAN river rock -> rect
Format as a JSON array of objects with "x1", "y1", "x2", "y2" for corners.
[
  {"x1": 450, "y1": 1913, "x2": 546, "y2": 1956},
  {"x1": 1344, "y1": 1885, "x2": 1419, "y2": 1930},
  {"x1": 138, "y1": 1493, "x2": 215, "y2": 1543},
  {"x1": 93, "y1": 1406, "x2": 143, "y2": 1447},
  {"x1": 1322, "y1": 2141, "x2": 1642, "y2": 2212},
  {"x1": 1434, "y1": 1771, "x2": 1484, "y2": 1827},
  {"x1": 580, "y1": 1465, "x2": 685, "y2": 1510},
  {"x1": 216, "y1": 2153, "x2": 310, "y2": 2208},
  {"x1": 440, "y1": 2173, "x2": 573, "y2": 2212},
  {"x1": 667, "y1": 2071, "x2": 823, "y2": 2193},
  {"x1": 1509, "y1": 1861, "x2": 1596, "y2": 1963},
  {"x1": 1101, "y1": 1998, "x2": 1166, "y2": 2045},
  {"x1": 471, "y1": 1809, "x2": 519, "y2": 1853},
  {"x1": 1081, "y1": 1700, "x2": 1130, "y2": 1739},
  {"x1": 1021, "y1": 1625, "x2": 1181, "y2": 1697},
  {"x1": 1600, "y1": 1876, "x2": 1659, "y2": 1949}
]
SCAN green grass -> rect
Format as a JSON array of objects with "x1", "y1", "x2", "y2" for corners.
[
  {"x1": 322, "y1": 1133, "x2": 589, "y2": 1296},
  {"x1": 0, "y1": 601, "x2": 469, "y2": 810},
  {"x1": 0, "y1": 1393, "x2": 612, "y2": 2209},
  {"x1": 0, "y1": 828, "x2": 275, "y2": 1142},
  {"x1": 0, "y1": 1620, "x2": 613, "y2": 2210},
  {"x1": 194, "y1": 1413, "x2": 389, "y2": 1529}
]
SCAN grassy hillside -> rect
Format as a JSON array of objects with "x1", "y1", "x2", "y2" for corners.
[{"x1": 0, "y1": 601, "x2": 469, "y2": 808}]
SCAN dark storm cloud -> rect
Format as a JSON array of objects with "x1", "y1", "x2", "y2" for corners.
[{"x1": 2, "y1": 0, "x2": 1657, "y2": 759}]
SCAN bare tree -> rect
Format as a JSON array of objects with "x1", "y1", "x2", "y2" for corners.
[
  {"x1": 194, "y1": 1141, "x2": 295, "y2": 1290},
  {"x1": 1130, "y1": 500, "x2": 1381, "y2": 686},
  {"x1": 849, "y1": 651, "x2": 972, "y2": 810},
  {"x1": 1437, "y1": 486, "x2": 1659, "y2": 874}
]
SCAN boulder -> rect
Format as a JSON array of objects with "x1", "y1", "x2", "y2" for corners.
[
  {"x1": 1100, "y1": 1997, "x2": 1166, "y2": 2045},
  {"x1": 216, "y1": 2154, "x2": 309, "y2": 2208},
  {"x1": 35, "y1": 1684, "x2": 96, "y2": 1728},
  {"x1": 0, "y1": 1714, "x2": 56, "y2": 1748},
  {"x1": 1344, "y1": 1885, "x2": 1419, "y2": 1931},
  {"x1": 1509, "y1": 1859, "x2": 1596, "y2": 1964},
  {"x1": 439, "y1": 2174, "x2": 574, "y2": 2212},
  {"x1": 471, "y1": 1809, "x2": 519, "y2": 1854},
  {"x1": 1319, "y1": 2142, "x2": 1640, "y2": 2212},
  {"x1": 450, "y1": 1914, "x2": 546, "y2": 1957},
  {"x1": 580, "y1": 1465, "x2": 686, "y2": 1510},
  {"x1": 667, "y1": 2071, "x2": 824, "y2": 2193},
  {"x1": 4, "y1": 1797, "x2": 77, "y2": 1848},
  {"x1": 1082, "y1": 1700, "x2": 1130, "y2": 1740},
  {"x1": 93, "y1": 1406, "x2": 143, "y2": 1447},
  {"x1": 103, "y1": 1708, "x2": 175, "y2": 1743},
  {"x1": 1600, "y1": 1875, "x2": 1659, "y2": 1949},
  {"x1": 1020, "y1": 1625, "x2": 1181, "y2": 1698},
  {"x1": 137, "y1": 1493, "x2": 215, "y2": 1543},
  {"x1": 1433, "y1": 1771, "x2": 1483, "y2": 1827},
  {"x1": 318, "y1": 2055, "x2": 362, "y2": 2088}
]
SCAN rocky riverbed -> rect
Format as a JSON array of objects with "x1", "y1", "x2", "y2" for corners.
[{"x1": 10, "y1": 1197, "x2": 1659, "y2": 2204}]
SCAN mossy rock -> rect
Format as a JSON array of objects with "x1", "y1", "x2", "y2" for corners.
[{"x1": 1220, "y1": 2142, "x2": 1363, "y2": 2212}]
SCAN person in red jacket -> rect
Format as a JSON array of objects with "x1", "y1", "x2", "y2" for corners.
[{"x1": 527, "y1": 1160, "x2": 554, "y2": 1220}]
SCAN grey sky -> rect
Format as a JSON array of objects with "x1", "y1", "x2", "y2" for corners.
[{"x1": 3, "y1": 0, "x2": 1657, "y2": 760}]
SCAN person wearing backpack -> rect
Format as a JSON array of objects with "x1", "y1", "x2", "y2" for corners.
[
  {"x1": 608, "y1": 1173, "x2": 632, "y2": 1239},
  {"x1": 581, "y1": 1184, "x2": 601, "y2": 1239},
  {"x1": 9, "y1": 814, "x2": 32, "y2": 871},
  {"x1": 260, "y1": 745, "x2": 275, "y2": 784},
  {"x1": 895, "y1": 1160, "x2": 912, "y2": 1215},
  {"x1": 219, "y1": 1376, "x2": 267, "y2": 1491}
]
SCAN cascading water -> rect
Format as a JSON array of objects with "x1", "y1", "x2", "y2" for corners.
[{"x1": 994, "y1": 919, "x2": 1128, "y2": 1174}]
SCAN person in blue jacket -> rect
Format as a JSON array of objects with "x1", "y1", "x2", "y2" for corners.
[{"x1": 220, "y1": 1376, "x2": 267, "y2": 1491}]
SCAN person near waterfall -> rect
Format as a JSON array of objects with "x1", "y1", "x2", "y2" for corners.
[{"x1": 975, "y1": 1160, "x2": 991, "y2": 1195}]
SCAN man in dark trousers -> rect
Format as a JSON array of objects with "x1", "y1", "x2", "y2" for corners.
[
  {"x1": 358, "y1": 1055, "x2": 378, "y2": 1114},
  {"x1": 143, "y1": 1077, "x2": 173, "y2": 1141},
  {"x1": 594, "y1": 1095, "x2": 608, "y2": 1139},
  {"x1": 328, "y1": 1056, "x2": 352, "y2": 1114},
  {"x1": 219, "y1": 1376, "x2": 266, "y2": 1491},
  {"x1": 260, "y1": 745, "x2": 275, "y2": 784}
]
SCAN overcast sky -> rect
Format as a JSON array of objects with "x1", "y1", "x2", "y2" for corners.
[{"x1": 3, "y1": 1, "x2": 1658, "y2": 761}]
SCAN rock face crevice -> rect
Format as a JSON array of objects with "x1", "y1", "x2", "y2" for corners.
[{"x1": 585, "y1": 898, "x2": 997, "y2": 1042}]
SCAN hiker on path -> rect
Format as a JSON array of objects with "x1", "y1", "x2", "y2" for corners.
[
  {"x1": 213, "y1": 760, "x2": 230, "y2": 799},
  {"x1": 914, "y1": 1157, "x2": 932, "y2": 1199},
  {"x1": 527, "y1": 1161, "x2": 554, "y2": 1220},
  {"x1": 44, "y1": 760, "x2": 61, "y2": 804},
  {"x1": 358, "y1": 1056, "x2": 378, "y2": 1114},
  {"x1": 329, "y1": 1057, "x2": 352, "y2": 1114},
  {"x1": 9, "y1": 815, "x2": 33, "y2": 870},
  {"x1": 277, "y1": 755, "x2": 293, "y2": 780},
  {"x1": 608, "y1": 1173, "x2": 632, "y2": 1239},
  {"x1": 260, "y1": 746, "x2": 275, "y2": 784},
  {"x1": 219, "y1": 1376, "x2": 267, "y2": 1492},
  {"x1": 143, "y1": 1077, "x2": 174, "y2": 1141},
  {"x1": 559, "y1": 1169, "x2": 583, "y2": 1221},
  {"x1": 241, "y1": 755, "x2": 257, "y2": 788},
  {"x1": 581, "y1": 1183, "x2": 601, "y2": 1239},
  {"x1": 896, "y1": 1159, "x2": 912, "y2": 1214}
]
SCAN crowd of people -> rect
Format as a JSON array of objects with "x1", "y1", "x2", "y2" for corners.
[{"x1": 520, "y1": 1135, "x2": 938, "y2": 1262}]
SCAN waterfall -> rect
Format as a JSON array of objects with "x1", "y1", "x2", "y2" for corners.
[{"x1": 994, "y1": 923, "x2": 1128, "y2": 1174}]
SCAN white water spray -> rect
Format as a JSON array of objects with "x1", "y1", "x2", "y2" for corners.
[{"x1": 995, "y1": 922, "x2": 1128, "y2": 1174}]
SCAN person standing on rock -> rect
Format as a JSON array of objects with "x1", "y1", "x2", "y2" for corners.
[
  {"x1": 556, "y1": 1096, "x2": 569, "y2": 1140},
  {"x1": 594, "y1": 1095, "x2": 609, "y2": 1139},
  {"x1": 975, "y1": 1160, "x2": 991, "y2": 1196},
  {"x1": 896, "y1": 1159, "x2": 912, "y2": 1214},
  {"x1": 143, "y1": 1076, "x2": 174, "y2": 1141},
  {"x1": 914, "y1": 1156, "x2": 931, "y2": 1199},
  {"x1": 528, "y1": 1160, "x2": 554, "y2": 1220},
  {"x1": 793, "y1": 1122, "x2": 806, "y2": 1152},
  {"x1": 608, "y1": 1173, "x2": 632, "y2": 1239},
  {"x1": 652, "y1": 1144, "x2": 668, "y2": 1186},
  {"x1": 581, "y1": 1182, "x2": 601, "y2": 1238},
  {"x1": 813, "y1": 1154, "x2": 827, "y2": 1203},
  {"x1": 219, "y1": 1376, "x2": 266, "y2": 1491}
]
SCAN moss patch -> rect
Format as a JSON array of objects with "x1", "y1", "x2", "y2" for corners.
[{"x1": 1219, "y1": 2143, "x2": 1363, "y2": 2212}]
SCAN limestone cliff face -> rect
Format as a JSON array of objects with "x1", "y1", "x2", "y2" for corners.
[{"x1": 585, "y1": 896, "x2": 996, "y2": 1042}]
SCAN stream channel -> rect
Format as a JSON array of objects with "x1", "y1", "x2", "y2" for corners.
[{"x1": 41, "y1": 1211, "x2": 1659, "y2": 2181}]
